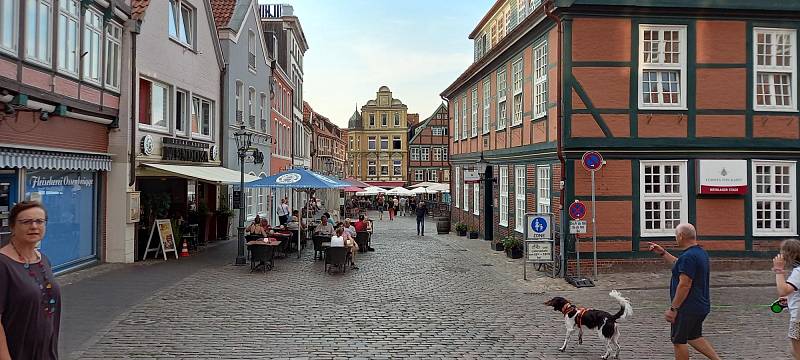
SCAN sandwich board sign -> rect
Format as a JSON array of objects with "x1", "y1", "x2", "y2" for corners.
[{"x1": 143, "y1": 219, "x2": 179, "y2": 260}]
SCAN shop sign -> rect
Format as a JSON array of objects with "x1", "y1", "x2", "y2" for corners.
[
  {"x1": 698, "y1": 160, "x2": 747, "y2": 195},
  {"x1": 162, "y1": 138, "x2": 210, "y2": 163},
  {"x1": 29, "y1": 175, "x2": 94, "y2": 189},
  {"x1": 464, "y1": 169, "x2": 480, "y2": 183}
]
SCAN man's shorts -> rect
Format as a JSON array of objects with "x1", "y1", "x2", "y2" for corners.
[
  {"x1": 788, "y1": 321, "x2": 800, "y2": 340},
  {"x1": 670, "y1": 312, "x2": 707, "y2": 344}
]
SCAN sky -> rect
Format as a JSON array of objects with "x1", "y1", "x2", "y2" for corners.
[{"x1": 258, "y1": 0, "x2": 490, "y2": 128}]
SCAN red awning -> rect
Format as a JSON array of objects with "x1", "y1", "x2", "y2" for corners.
[{"x1": 365, "y1": 181, "x2": 406, "y2": 188}]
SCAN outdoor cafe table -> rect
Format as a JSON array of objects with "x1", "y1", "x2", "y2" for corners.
[{"x1": 245, "y1": 240, "x2": 282, "y2": 270}]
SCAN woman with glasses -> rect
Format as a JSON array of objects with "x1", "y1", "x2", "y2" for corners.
[{"x1": 0, "y1": 201, "x2": 61, "y2": 360}]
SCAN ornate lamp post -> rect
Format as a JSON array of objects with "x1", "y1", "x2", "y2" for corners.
[{"x1": 233, "y1": 124, "x2": 254, "y2": 265}]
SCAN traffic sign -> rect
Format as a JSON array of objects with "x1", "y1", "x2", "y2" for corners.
[
  {"x1": 569, "y1": 201, "x2": 587, "y2": 220},
  {"x1": 526, "y1": 213, "x2": 552, "y2": 240},
  {"x1": 569, "y1": 220, "x2": 587, "y2": 234},
  {"x1": 582, "y1": 151, "x2": 604, "y2": 171}
]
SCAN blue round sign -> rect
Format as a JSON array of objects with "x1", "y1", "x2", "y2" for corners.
[
  {"x1": 582, "y1": 151, "x2": 604, "y2": 171},
  {"x1": 569, "y1": 201, "x2": 587, "y2": 220},
  {"x1": 531, "y1": 217, "x2": 548, "y2": 233}
]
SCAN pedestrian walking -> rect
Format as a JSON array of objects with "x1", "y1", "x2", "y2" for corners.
[
  {"x1": 416, "y1": 201, "x2": 428, "y2": 236},
  {"x1": 399, "y1": 197, "x2": 407, "y2": 216},
  {"x1": 377, "y1": 194, "x2": 385, "y2": 220},
  {"x1": 389, "y1": 196, "x2": 398, "y2": 221},
  {"x1": 0, "y1": 201, "x2": 61, "y2": 360},
  {"x1": 772, "y1": 239, "x2": 800, "y2": 359},
  {"x1": 648, "y1": 223, "x2": 720, "y2": 360}
]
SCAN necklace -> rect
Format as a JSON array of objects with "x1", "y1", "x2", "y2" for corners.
[{"x1": 9, "y1": 241, "x2": 57, "y2": 317}]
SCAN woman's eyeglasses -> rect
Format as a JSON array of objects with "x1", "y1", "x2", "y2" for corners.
[{"x1": 16, "y1": 219, "x2": 48, "y2": 226}]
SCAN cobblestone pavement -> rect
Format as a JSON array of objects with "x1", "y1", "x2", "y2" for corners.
[{"x1": 66, "y1": 213, "x2": 788, "y2": 359}]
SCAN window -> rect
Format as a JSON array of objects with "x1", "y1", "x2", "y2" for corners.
[
  {"x1": 464, "y1": 182, "x2": 469, "y2": 212},
  {"x1": 429, "y1": 169, "x2": 438, "y2": 182},
  {"x1": 471, "y1": 87, "x2": 478, "y2": 137},
  {"x1": 81, "y1": 8, "x2": 103, "y2": 84},
  {"x1": 453, "y1": 99, "x2": 459, "y2": 141},
  {"x1": 415, "y1": 169, "x2": 424, "y2": 181},
  {"x1": 380, "y1": 161, "x2": 389, "y2": 176},
  {"x1": 754, "y1": 28, "x2": 797, "y2": 111},
  {"x1": 442, "y1": 147, "x2": 448, "y2": 161},
  {"x1": 410, "y1": 147, "x2": 419, "y2": 160},
  {"x1": 537, "y1": 165, "x2": 550, "y2": 213},
  {"x1": 394, "y1": 112, "x2": 400, "y2": 126},
  {"x1": 248, "y1": 30, "x2": 256, "y2": 69},
  {"x1": 497, "y1": 69, "x2": 507, "y2": 129},
  {"x1": 380, "y1": 136, "x2": 388, "y2": 150},
  {"x1": 105, "y1": 23, "x2": 122, "y2": 90},
  {"x1": 639, "y1": 25, "x2": 687, "y2": 109},
  {"x1": 138, "y1": 78, "x2": 168, "y2": 129},
  {"x1": 260, "y1": 93, "x2": 267, "y2": 131},
  {"x1": 393, "y1": 136, "x2": 401, "y2": 150},
  {"x1": 169, "y1": 0, "x2": 194, "y2": 47},
  {"x1": 483, "y1": 78, "x2": 491, "y2": 134},
  {"x1": 369, "y1": 113, "x2": 375, "y2": 126},
  {"x1": 499, "y1": 166, "x2": 508, "y2": 226},
  {"x1": 433, "y1": 147, "x2": 442, "y2": 161},
  {"x1": 175, "y1": 89, "x2": 187, "y2": 133},
  {"x1": 57, "y1": 0, "x2": 79, "y2": 75},
  {"x1": 246, "y1": 172, "x2": 255, "y2": 217},
  {"x1": 473, "y1": 180, "x2": 480, "y2": 216},
  {"x1": 421, "y1": 147, "x2": 429, "y2": 161},
  {"x1": 393, "y1": 160, "x2": 402, "y2": 176},
  {"x1": 454, "y1": 167, "x2": 461, "y2": 208},
  {"x1": 25, "y1": 0, "x2": 52, "y2": 64},
  {"x1": 443, "y1": 171, "x2": 450, "y2": 182},
  {"x1": 1, "y1": 0, "x2": 19, "y2": 53},
  {"x1": 507, "y1": 1, "x2": 518, "y2": 31},
  {"x1": 368, "y1": 137, "x2": 376, "y2": 150},
  {"x1": 367, "y1": 160, "x2": 377, "y2": 177},
  {"x1": 753, "y1": 161, "x2": 796, "y2": 235},
  {"x1": 534, "y1": 41, "x2": 547, "y2": 118},
  {"x1": 235, "y1": 81, "x2": 243, "y2": 122},
  {"x1": 191, "y1": 96, "x2": 212, "y2": 138},
  {"x1": 512, "y1": 58, "x2": 523, "y2": 126},
  {"x1": 517, "y1": 0, "x2": 527, "y2": 21},
  {"x1": 381, "y1": 113, "x2": 387, "y2": 127},
  {"x1": 640, "y1": 161, "x2": 687, "y2": 236},
  {"x1": 432, "y1": 127, "x2": 444, "y2": 136},
  {"x1": 248, "y1": 87, "x2": 256, "y2": 127},
  {"x1": 461, "y1": 95, "x2": 467, "y2": 138},
  {"x1": 515, "y1": 166, "x2": 526, "y2": 232}
]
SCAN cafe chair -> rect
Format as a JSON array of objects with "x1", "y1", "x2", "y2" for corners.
[
  {"x1": 312, "y1": 235, "x2": 328, "y2": 261},
  {"x1": 355, "y1": 232, "x2": 370, "y2": 253},
  {"x1": 247, "y1": 244, "x2": 274, "y2": 274},
  {"x1": 325, "y1": 247, "x2": 348, "y2": 274}
]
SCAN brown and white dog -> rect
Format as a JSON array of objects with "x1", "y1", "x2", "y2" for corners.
[{"x1": 544, "y1": 290, "x2": 633, "y2": 359}]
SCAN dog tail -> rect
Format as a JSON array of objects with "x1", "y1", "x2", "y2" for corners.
[{"x1": 609, "y1": 290, "x2": 633, "y2": 321}]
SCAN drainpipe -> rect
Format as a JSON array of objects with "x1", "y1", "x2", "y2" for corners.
[
  {"x1": 128, "y1": 20, "x2": 139, "y2": 187},
  {"x1": 545, "y1": 1, "x2": 567, "y2": 277}
]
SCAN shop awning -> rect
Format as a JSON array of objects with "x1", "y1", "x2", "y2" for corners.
[
  {"x1": 0, "y1": 146, "x2": 111, "y2": 171},
  {"x1": 142, "y1": 163, "x2": 260, "y2": 184}
]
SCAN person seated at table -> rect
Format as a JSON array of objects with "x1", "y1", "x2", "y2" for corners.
[
  {"x1": 330, "y1": 227, "x2": 359, "y2": 270},
  {"x1": 353, "y1": 214, "x2": 369, "y2": 232},
  {"x1": 314, "y1": 214, "x2": 335, "y2": 237},
  {"x1": 286, "y1": 215, "x2": 303, "y2": 231},
  {"x1": 323, "y1": 212, "x2": 335, "y2": 226},
  {"x1": 245, "y1": 215, "x2": 261, "y2": 234},
  {"x1": 343, "y1": 219, "x2": 357, "y2": 238}
]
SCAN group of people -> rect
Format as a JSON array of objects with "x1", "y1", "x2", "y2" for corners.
[
  {"x1": 347, "y1": 194, "x2": 421, "y2": 221},
  {"x1": 312, "y1": 213, "x2": 374, "y2": 270}
]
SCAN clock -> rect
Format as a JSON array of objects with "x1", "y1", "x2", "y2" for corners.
[
  {"x1": 210, "y1": 145, "x2": 219, "y2": 161},
  {"x1": 140, "y1": 135, "x2": 154, "y2": 156}
]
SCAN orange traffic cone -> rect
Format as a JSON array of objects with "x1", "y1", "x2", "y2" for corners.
[{"x1": 180, "y1": 240, "x2": 190, "y2": 257}]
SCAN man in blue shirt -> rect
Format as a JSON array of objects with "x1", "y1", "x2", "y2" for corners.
[{"x1": 648, "y1": 223, "x2": 720, "y2": 360}]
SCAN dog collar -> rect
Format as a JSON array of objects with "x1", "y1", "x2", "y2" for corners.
[{"x1": 561, "y1": 303, "x2": 575, "y2": 315}]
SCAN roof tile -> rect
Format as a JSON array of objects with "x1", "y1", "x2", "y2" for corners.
[{"x1": 210, "y1": 0, "x2": 237, "y2": 28}]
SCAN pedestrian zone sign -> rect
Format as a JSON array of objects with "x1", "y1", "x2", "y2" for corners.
[{"x1": 526, "y1": 213, "x2": 552, "y2": 240}]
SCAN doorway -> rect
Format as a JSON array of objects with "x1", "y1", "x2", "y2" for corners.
[{"x1": 482, "y1": 166, "x2": 493, "y2": 241}]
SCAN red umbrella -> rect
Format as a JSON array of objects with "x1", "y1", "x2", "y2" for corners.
[
  {"x1": 342, "y1": 185, "x2": 365, "y2": 192},
  {"x1": 344, "y1": 178, "x2": 370, "y2": 188}
]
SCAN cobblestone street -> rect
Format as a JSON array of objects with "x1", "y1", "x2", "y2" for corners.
[{"x1": 63, "y1": 213, "x2": 788, "y2": 359}]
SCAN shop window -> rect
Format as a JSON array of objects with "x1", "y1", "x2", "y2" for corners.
[
  {"x1": 753, "y1": 160, "x2": 796, "y2": 235},
  {"x1": 754, "y1": 28, "x2": 796, "y2": 111},
  {"x1": 138, "y1": 78, "x2": 169, "y2": 129},
  {"x1": 640, "y1": 160, "x2": 687, "y2": 236},
  {"x1": 638, "y1": 25, "x2": 687, "y2": 109}
]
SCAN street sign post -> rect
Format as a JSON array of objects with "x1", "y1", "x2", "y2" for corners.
[
  {"x1": 569, "y1": 220, "x2": 587, "y2": 234},
  {"x1": 581, "y1": 151, "x2": 603, "y2": 280},
  {"x1": 569, "y1": 200, "x2": 586, "y2": 220},
  {"x1": 523, "y1": 213, "x2": 554, "y2": 280}
]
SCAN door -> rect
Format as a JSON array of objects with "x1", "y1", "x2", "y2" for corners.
[
  {"x1": 483, "y1": 166, "x2": 493, "y2": 241},
  {"x1": 0, "y1": 173, "x2": 18, "y2": 244}
]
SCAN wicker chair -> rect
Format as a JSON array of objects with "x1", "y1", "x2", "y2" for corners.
[
  {"x1": 312, "y1": 235, "x2": 329, "y2": 260},
  {"x1": 325, "y1": 247, "x2": 348, "y2": 274}
]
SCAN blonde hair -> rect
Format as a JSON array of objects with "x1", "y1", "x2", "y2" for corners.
[{"x1": 781, "y1": 239, "x2": 800, "y2": 268}]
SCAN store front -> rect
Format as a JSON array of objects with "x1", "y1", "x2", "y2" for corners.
[{"x1": 0, "y1": 147, "x2": 110, "y2": 272}]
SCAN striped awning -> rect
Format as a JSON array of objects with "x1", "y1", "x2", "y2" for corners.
[{"x1": 0, "y1": 147, "x2": 112, "y2": 171}]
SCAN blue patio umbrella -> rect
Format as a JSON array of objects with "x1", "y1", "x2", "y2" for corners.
[{"x1": 246, "y1": 168, "x2": 347, "y2": 258}]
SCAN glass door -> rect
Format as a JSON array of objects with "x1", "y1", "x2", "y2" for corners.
[{"x1": 0, "y1": 173, "x2": 18, "y2": 244}]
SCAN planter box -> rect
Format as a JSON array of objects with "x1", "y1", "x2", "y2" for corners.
[
  {"x1": 457, "y1": 230, "x2": 467, "y2": 236},
  {"x1": 506, "y1": 247, "x2": 524, "y2": 259},
  {"x1": 491, "y1": 242, "x2": 505, "y2": 251},
  {"x1": 468, "y1": 231, "x2": 479, "y2": 239}
]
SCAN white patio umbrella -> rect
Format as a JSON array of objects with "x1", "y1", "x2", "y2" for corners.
[
  {"x1": 386, "y1": 186, "x2": 413, "y2": 196},
  {"x1": 409, "y1": 181, "x2": 437, "y2": 188},
  {"x1": 410, "y1": 187, "x2": 428, "y2": 194},
  {"x1": 427, "y1": 183, "x2": 450, "y2": 193},
  {"x1": 356, "y1": 186, "x2": 385, "y2": 196}
]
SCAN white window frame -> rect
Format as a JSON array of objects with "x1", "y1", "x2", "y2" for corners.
[
  {"x1": 248, "y1": 29, "x2": 256, "y2": 70},
  {"x1": 191, "y1": 95, "x2": 213, "y2": 139},
  {"x1": 394, "y1": 112, "x2": 400, "y2": 127},
  {"x1": 471, "y1": 86, "x2": 478, "y2": 137},
  {"x1": 515, "y1": 165, "x2": 526, "y2": 232},
  {"x1": 235, "y1": 80, "x2": 243, "y2": 114},
  {"x1": 415, "y1": 169, "x2": 424, "y2": 182},
  {"x1": 168, "y1": 0, "x2": 194, "y2": 48},
  {"x1": 25, "y1": 0, "x2": 52, "y2": 65},
  {"x1": 138, "y1": 77, "x2": 170, "y2": 131},
  {"x1": 533, "y1": 41, "x2": 548, "y2": 119},
  {"x1": 638, "y1": 24, "x2": 687, "y2": 110},
  {"x1": 537, "y1": 165, "x2": 550, "y2": 213},
  {"x1": 442, "y1": 147, "x2": 448, "y2": 161},
  {"x1": 260, "y1": 93, "x2": 267, "y2": 131},
  {"x1": 464, "y1": 180, "x2": 469, "y2": 212},
  {"x1": 57, "y1": 0, "x2": 79, "y2": 75},
  {"x1": 82, "y1": 7, "x2": 103, "y2": 85},
  {"x1": 393, "y1": 160, "x2": 402, "y2": 176},
  {"x1": 421, "y1": 147, "x2": 429, "y2": 161},
  {"x1": 512, "y1": 58, "x2": 523, "y2": 126},
  {"x1": 410, "y1": 147, "x2": 419, "y2": 161},
  {"x1": 246, "y1": 172, "x2": 255, "y2": 217},
  {"x1": 473, "y1": 180, "x2": 480, "y2": 216},
  {"x1": 248, "y1": 87, "x2": 256, "y2": 126},
  {"x1": 368, "y1": 136, "x2": 376, "y2": 150},
  {"x1": 367, "y1": 160, "x2": 376, "y2": 176},
  {"x1": 380, "y1": 136, "x2": 388, "y2": 150},
  {"x1": 104, "y1": 22, "x2": 122, "y2": 90},
  {"x1": 753, "y1": 28, "x2": 797, "y2": 111},
  {"x1": 381, "y1": 113, "x2": 387, "y2": 127},
  {"x1": 433, "y1": 147, "x2": 442, "y2": 161},
  {"x1": 461, "y1": 94, "x2": 467, "y2": 139},
  {"x1": 497, "y1": 69, "x2": 508, "y2": 130},
  {"x1": 369, "y1": 113, "x2": 375, "y2": 127},
  {"x1": 175, "y1": 88, "x2": 188, "y2": 134},
  {"x1": 639, "y1": 160, "x2": 688, "y2": 237},
  {"x1": 482, "y1": 78, "x2": 491, "y2": 134},
  {"x1": 454, "y1": 167, "x2": 461, "y2": 208},
  {"x1": 499, "y1": 166, "x2": 508, "y2": 226},
  {"x1": 0, "y1": 0, "x2": 19, "y2": 55},
  {"x1": 752, "y1": 160, "x2": 797, "y2": 236},
  {"x1": 453, "y1": 99, "x2": 459, "y2": 141}
]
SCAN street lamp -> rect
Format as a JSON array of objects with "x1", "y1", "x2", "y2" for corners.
[
  {"x1": 324, "y1": 158, "x2": 333, "y2": 176},
  {"x1": 234, "y1": 124, "x2": 254, "y2": 265}
]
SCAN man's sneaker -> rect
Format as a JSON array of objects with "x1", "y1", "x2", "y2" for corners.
[{"x1": 368, "y1": 247, "x2": 375, "y2": 252}]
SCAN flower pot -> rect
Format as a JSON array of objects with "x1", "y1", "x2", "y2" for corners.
[
  {"x1": 468, "y1": 231, "x2": 479, "y2": 239},
  {"x1": 457, "y1": 229, "x2": 467, "y2": 236},
  {"x1": 436, "y1": 217, "x2": 450, "y2": 234},
  {"x1": 506, "y1": 247, "x2": 524, "y2": 259},
  {"x1": 492, "y1": 242, "x2": 504, "y2": 251}
]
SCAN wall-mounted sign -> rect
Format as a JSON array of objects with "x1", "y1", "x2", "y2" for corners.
[
  {"x1": 464, "y1": 169, "x2": 480, "y2": 183},
  {"x1": 127, "y1": 191, "x2": 141, "y2": 223},
  {"x1": 698, "y1": 160, "x2": 747, "y2": 195},
  {"x1": 209, "y1": 145, "x2": 219, "y2": 161},
  {"x1": 140, "y1": 135, "x2": 154, "y2": 156},
  {"x1": 162, "y1": 138, "x2": 210, "y2": 163}
]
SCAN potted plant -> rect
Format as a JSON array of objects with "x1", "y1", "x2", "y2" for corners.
[
  {"x1": 215, "y1": 205, "x2": 234, "y2": 240},
  {"x1": 455, "y1": 222, "x2": 468, "y2": 236},
  {"x1": 502, "y1": 236, "x2": 524, "y2": 259},
  {"x1": 491, "y1": 238, "x2": 505, "y2": 252},
  {"x1": 468, "y1": 226, "x2": 480, "y2": 239}
]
